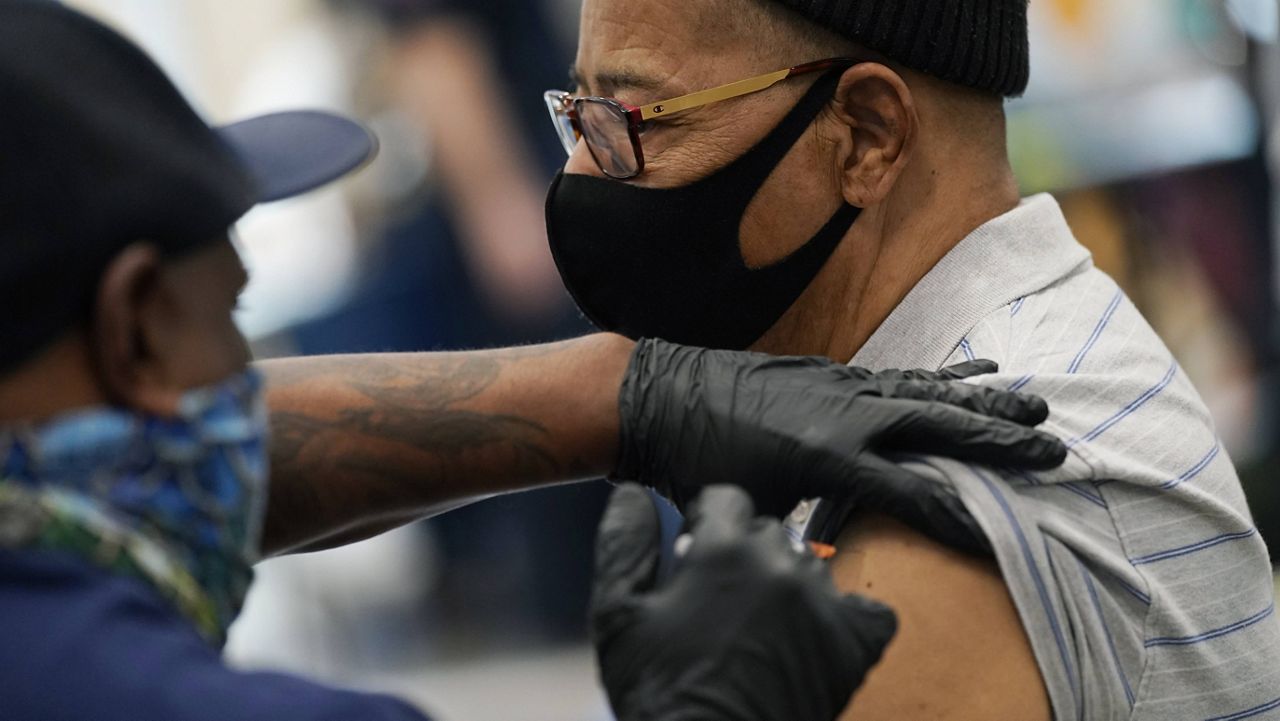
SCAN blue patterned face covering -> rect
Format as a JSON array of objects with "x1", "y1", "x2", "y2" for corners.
[{"x1": 0, "y1": 370, "x2": 270, "y2": 645}]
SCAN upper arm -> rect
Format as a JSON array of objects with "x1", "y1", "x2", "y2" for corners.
[{"x1": 832, "y1": 514, "x2": 1052, "y2": 721}]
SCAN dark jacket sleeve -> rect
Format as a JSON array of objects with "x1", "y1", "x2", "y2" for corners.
[{"x1": 0, "y1": 550, "x2": 433, "y2": 721}]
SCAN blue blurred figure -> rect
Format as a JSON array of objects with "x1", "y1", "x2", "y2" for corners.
[{"x1": 298, "y1": 0, "x2": 607, "y2": 644}]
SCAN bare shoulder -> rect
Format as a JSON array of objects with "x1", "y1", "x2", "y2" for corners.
[{"x1": 833, "y1": 514, "x2": 1051, "y2": 721}]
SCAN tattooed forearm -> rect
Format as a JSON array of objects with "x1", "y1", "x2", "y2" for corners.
[
  {"x1": 269, "y1": 411, "x2": 331, "y2": 467},
  {"x1": 271, "y1": 355, "x2": 557, "y2": 471},
  {"x1": 256, "y1": 333, "x2": 635, "y2": 555}
]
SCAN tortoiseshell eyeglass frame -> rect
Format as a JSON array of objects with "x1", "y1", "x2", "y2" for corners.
[{"x1": 544, "y1": 57, "x2": 859, "y2": 180}]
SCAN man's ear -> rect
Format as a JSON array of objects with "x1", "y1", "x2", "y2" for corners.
[
  {"x1": 828, "y1": 63, "x2": 918, "y2": 208},
  {"x1": 92, "y1": 242, "x2": 183, "y2": 416}
]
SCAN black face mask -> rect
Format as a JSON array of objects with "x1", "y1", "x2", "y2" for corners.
[{"x1": 545, "y1": 70, "x2": 861, "y2": 350}]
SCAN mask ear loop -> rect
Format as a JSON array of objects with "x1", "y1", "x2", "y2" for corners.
[
  {"x1": 690, "y1": 67, "x2": 850, "y2": 207},
  {"x1": 717, "y1": 68, "x2": 862, "y2": 273}
]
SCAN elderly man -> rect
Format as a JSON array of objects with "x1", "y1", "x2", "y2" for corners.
[
  {"x1": 544, "y1": 0, "x2": 1280, "y2": 719},
  {"x1": 0, "y1": 2, "x2": 1077, "y2": 720}
]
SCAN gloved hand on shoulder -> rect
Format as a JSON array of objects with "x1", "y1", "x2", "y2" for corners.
[{"x1": 615, "y1": 339, "x2": 1067, "y2": 551}]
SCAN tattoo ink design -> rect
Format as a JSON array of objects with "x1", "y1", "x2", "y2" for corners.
[
  {"x1": 267, "y1": 352, "x2": 565, "y2": 497},
  {"x1": 336, "y1": 356, "x2": 559, "y2": 476}
]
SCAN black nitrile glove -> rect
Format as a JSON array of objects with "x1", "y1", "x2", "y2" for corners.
[
  {"x1": 591, "y1": 483, "x2": 896, "y2": 721},
  {"x1": 615, "y1": 339, "x2": 1067, "y2": 519},
  {"x1": 801, "y1": 361, "x2": 1040, "y2": 555}
]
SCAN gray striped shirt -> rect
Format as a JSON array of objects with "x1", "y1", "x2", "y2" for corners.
[{"x1": 788, "y1": 194, "x2": 1280, "y2": 720}]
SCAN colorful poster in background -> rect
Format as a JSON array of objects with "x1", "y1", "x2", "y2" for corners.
[
  {"x1": 1004, "y1": 1, "x2": 1280, "y2": 469},
  {"x1": 1010, "y1": 0, "x2": 1268, "y2": 192}
]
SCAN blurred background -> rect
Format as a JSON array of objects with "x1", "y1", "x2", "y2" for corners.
[{"x1": 61, "y1": 1, "x2": 1280, "y2": 719}]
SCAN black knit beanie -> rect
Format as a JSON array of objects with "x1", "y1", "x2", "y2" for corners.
[{"x1": 770, "y1": 0, "x2": 1031, "y2": 97}]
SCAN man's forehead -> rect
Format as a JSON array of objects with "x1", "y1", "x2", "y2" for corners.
[{"x1": 576, "y1": 0, "x2": 752, "y2": 94}]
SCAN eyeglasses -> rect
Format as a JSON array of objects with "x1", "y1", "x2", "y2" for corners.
[{"x1": 544, "y1": 57, "x2": 858, "y2": 180}]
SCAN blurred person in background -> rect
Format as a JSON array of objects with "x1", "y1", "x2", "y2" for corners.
[
  {"x1": 543, "y1": 0, "x2": 1280, "y2": 718},
  {"x1": 0, "y1": 3, "x2": 1071, "y2": 720},
  {"x1": 318, "y1": 0, "x2": 575, "y2": 342},
  {"x1": 302, "y1": 0, "x2": 605, "y2": 647}
]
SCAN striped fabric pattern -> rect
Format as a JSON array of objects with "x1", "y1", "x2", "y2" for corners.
[{"x1": 841, "y1": 195, "x2": 1280, "y2": 720}]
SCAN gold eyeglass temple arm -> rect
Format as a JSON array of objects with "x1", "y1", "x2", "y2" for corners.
[{"x1": 637, "y1": 68, "x2": 792, "y2": 121}]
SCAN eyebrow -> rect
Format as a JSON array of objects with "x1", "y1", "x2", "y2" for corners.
[{"x1": 568, "y1": 65, "x2": 667, "y2": 97}]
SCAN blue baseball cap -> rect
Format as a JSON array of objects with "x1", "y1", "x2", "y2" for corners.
[{"x1": 219, "y1": 110, "x2": 378, "y2": 204}]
